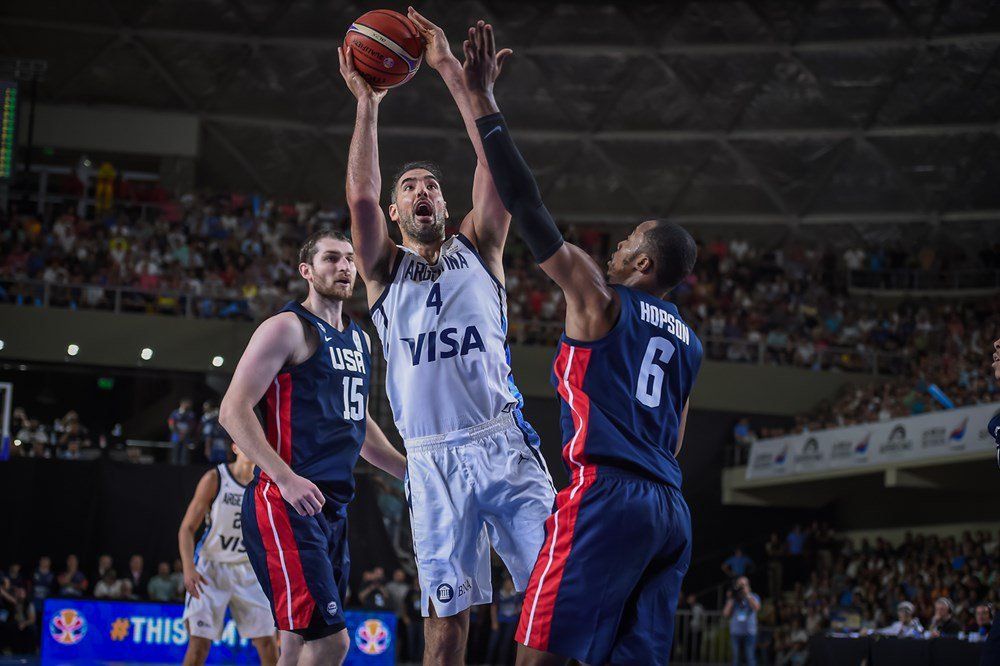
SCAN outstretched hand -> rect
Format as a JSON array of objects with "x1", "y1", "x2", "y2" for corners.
[
  {"x1": 462, "y1": 20, "x2": 512, "y2": 97},
  {"x1": 338, "y1": 45, "x2": 388, "y2": 104},
  {"x1": 407, "y1": 7, "x2": 457, "y2": 71}
]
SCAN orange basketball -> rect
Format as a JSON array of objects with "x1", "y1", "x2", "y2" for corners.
[{"x1": 345, "y1": 10, "x2": 424, "y2": 90}]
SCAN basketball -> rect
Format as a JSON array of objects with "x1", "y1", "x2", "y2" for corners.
[{"x1": 345, "y1": 10, "x2": 424, "y2": 90}]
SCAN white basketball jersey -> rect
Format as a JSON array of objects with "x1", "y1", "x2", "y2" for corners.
[
  {"x1": 195, "y1": 464, "x2": 249, "y2": 564},
  {"x1": 370, "y1": 234, "x2": 519, "y2": 439}
]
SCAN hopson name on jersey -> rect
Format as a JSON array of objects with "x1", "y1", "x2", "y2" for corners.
[
  {"x1": 402, "y1": 251, "x2": 470, "y2": 283},
  {"x1": 638, "y1": 300, "x2": 692, "y2": 346},
  {"x1": 400, "y1": 325, "x2": 486, "y2": 366},
  {"x1": 330, "y1": 346, "x2": 366, "y2": 373}
]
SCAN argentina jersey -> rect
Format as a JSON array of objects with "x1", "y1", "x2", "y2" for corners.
[
  {"x1": 369, "y1": 234, "x2": 522, "y2": 439},
  {"x1": 551, "y1": 285, "x2": 702, "y2": 489},
  {"x1": 258, "y1": 301, "x2": 371, "y2": 505}
]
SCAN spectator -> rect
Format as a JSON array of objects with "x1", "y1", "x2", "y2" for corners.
[
  {"x1": 124, "y1": 554, "x2": 146, "y2": 600},
  {"x1": 969, "y1": 604, "x2": 992, "y2": 642},
  {"x1": 874, "y1": 601, "x2": 923, "y2": 637},
  {"x1": 30, "y1": 557, "x2": 54, "y2": 614},
  {"x1": 56, "y1": 555, "x2": 87, "y2": 597},
  {"x1": 146, "y1": 562, "x2": 175, "y2": 602},
  {"x1": 679, "y1": 592, "x2": 705, "y2": 662},
  {"x1": 6, "y1": 586, "x2": 37, "y2": 655},
  {"x1": 722, "y1": 547, "x2": 755, "y2": 579},
  {"x1": 199, "y1": 401, "x2": 229, "y2": 464},
  {"x1": 358, "y1": 568, "x2": 388, "y2": 610},
  {"x1": 724, "y1": 576, "x2": 761, "y2": 666},
  {"x1": 167, "y1": 398, "x2": 198, "y2": 465},
  {"x1": 93, "y1": 553, "x2": 113, "y2": 585},
  {"x1": 733, "y1": 418, "x2": 756, "y2": 465},
  {"x1": 765, "y1": 532, "x2": 785, "y2": 603},
  {"x1": 93, "y1": 569, "x2": 127, "y2": 600},
  {"x1": 928, "y1": 597, "x2": 962, "y2": 637},
  {"x1": 487, "y1": 576, "x2": 521, "y2": 666}
]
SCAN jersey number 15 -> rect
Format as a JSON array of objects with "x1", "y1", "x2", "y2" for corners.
[{"x1": 636, "y1": 337, "x2": 676, "y2": 408}]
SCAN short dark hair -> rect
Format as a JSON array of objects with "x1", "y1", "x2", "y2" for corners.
[
  {"x1": 640, "y1": 220, "x2": 697, "y2": 291},
  {"x1": 299, "y1": 229, "x2": 350, "y2": 265},
  {"x1": 390, "y1": 161, "x2": 443, "y2": 203}
]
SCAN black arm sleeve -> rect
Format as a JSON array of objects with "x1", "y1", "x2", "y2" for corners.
[{"x1": 475, "y1": 112, "x2": 564, "y2": 263}]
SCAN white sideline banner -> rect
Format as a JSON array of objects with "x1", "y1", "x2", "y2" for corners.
[{"x1": 746, "y1": 402, "x2": 1000, "y2": 480}]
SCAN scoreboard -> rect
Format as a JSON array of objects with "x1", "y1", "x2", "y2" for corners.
[{"x1": 0, "y1": 81, "x2": 16, "y2": 180}]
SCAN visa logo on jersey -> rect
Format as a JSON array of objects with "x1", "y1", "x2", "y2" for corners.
[{"x1": 400, "y1": 326, "x2": 486, "y2": 366}]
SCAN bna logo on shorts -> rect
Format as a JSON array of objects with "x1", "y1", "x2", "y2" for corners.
[
  {"x1": 327, "y1": 601, "x2": 338, "y2": 615},
  {"x1": 436, "y1": 584, "x2": 454, "y2": 602}
]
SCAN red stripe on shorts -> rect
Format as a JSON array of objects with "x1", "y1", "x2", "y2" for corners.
[
  {"x1": 517, "y1": 343, "x2": 596, "y2": 651},
  {"x1": 254, "y1": 480, "x2": 315, "y2": 630}
]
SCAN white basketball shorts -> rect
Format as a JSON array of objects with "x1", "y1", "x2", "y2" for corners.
[
  {"x1": 404, "y1": 412, "x2": 556, "y2": 618},
  {"x1": 182, "y1": 559, "x2": 275, "y2": 640}
]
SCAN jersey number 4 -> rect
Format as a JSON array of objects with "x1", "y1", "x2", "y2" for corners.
[
  {"x1": 342, "y1": 377, "x2": 364, "y2": 421},
  {"x1": 636, "y1": 337, "x2": 676, "y2": 408},
  {"x1": 426, "y1": 283, "x2": 442, "y2": 315}
]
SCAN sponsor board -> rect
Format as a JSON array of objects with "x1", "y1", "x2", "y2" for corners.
[
  {"x1": 747, "y1": 403, "x2": 999, "y2": 480},
  {"x1": 43, "y1": 599, "x2": 396, "y2": 664}
]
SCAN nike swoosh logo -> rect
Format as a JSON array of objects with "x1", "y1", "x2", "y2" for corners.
[
  {"x1": 324, "y1": 336, "x2": 333, "y2": 342},
  {"x1": 484, "y1": 125, "x2": 503, "y2": 139}
]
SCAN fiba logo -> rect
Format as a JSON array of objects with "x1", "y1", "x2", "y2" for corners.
[
  {"x1": 327, "y1": 601, "x2": 338, "y2": 615},
  {"x1": 49, "y1": 608, "x2": 88, "y2": 645},
  {"x1": 355, "y1": 618, "x2": 391, "y2": 655},
  {"x1": 436, "y1": 583, "x2": 454, "y2": 602},
  {"x1": 383, "y1": 56, "x2": 395, "y2": 69}
]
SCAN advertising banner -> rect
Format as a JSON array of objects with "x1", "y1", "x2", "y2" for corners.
[
  {"x1": 746, "y1": 402, "x2": 1000, "y2": 480},
  {"x1": 42, "y1": 599, "x2": 396, "y2": 664}
]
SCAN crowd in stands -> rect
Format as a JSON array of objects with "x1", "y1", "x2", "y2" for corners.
[
  {"x1": 7, "y1": 406, "x2": 124, "y2": 462},
  {"x1": 0, "y1": 553, "x2": 186, "y2": 655},
  {"x1": 711, "y1": 523, "x2": 999, "y2": 664}
]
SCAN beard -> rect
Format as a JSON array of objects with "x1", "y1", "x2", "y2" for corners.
[
  {"x1": 311, "y1": 275, "x2": 353, "y2": 301},
  {"x1": 399, "y1": 209, "x2": 446, "y2": 244}
]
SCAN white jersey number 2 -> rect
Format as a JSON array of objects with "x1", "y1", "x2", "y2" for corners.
[
  {"x1": 342, "y1": 377, "x2": 364, "y2": 420},
  {"x1": 636, "y1": 337, "x2": 676, "y2": 408}
]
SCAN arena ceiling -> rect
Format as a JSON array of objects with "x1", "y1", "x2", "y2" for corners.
[{"x1": 2, "y1": 0, "x2": 1000, "y2": 226}]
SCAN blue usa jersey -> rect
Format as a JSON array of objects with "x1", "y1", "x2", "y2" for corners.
[
  {"x1": 258, "y1": 301, "x2": 371, "y2": 505},
  {"x1": 551, "y1": 285, "x2": 702, "y2": 489}
]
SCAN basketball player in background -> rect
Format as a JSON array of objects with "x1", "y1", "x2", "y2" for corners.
[
  {"x1": 982, "y1": 336, "x2": 1000, "y2": 666},
  {"x1": 219, "y1": 230, "x2": 406, "y2": 666},
  {"x1": 463, "y1": 21, "x2": 701, "y2": 665},
  {"x1": 339, "y1": 9, "x2": 555, "y2": 665},
  {"x1": 179, "y1": 445, "x2": 278, "y2": 666}
]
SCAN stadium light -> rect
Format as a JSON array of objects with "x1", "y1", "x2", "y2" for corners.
[
  {"x1": 13, "y1": 439, "x2": 21, "y2": 447},
  {"x1": 212, "y1": 356, "x2": 224, "y2": 368},
  {"x1": 67, "y1": 344, "x2": 79, "y2": 357},
  {"x1": 0, "y1": 339, "x2": 4, "y2": 351},
  {"x1": 140, "y1": 347, "x2": 154, "y2": 361}
]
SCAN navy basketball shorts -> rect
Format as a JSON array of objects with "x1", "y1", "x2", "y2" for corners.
[
  {"x1": 516, "y1": 467, "x2": 692, "y2": 665},
  {"x1": 242, "y1": 476, "x2": 349, "y2": 640}
]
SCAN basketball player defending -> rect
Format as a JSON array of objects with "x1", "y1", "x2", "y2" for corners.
[
  {"x1": 219, "y1": 230, "x2": 407, "y2": 666},
  {"x1": 338, "y1": 9, "x2": 555, "y2": 665},
  {"x1": 463, "y1": 22, "x2": 702, "y2": 665},
  {"x1": 179, "y1": 445, "x2": 278, "y2": 666}
]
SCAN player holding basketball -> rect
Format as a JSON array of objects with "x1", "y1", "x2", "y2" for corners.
[
  {"x1": 338, "y1": 8, "x2": 555, "y2": 665},
  {"x1": 179, "y1": 445, "x2": 278, "y2": 666},
  {"x1": 463, "y1": 21, "x2": 702, "y2": 665},
  {"x1": 219, "y1": 230, "x2": 406, "y2": 666}
]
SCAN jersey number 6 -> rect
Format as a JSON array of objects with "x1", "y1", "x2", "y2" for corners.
[{"x1": 636, "y1": 337, "x2": 676, "y2": 408}]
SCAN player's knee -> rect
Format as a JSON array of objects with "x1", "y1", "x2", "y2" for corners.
[
  {"x1": 184, "y1": 636, "x2": 212, "y2": 662},
  {"x1": 425, "y1": 617, "x2": 466, "y2": 657},
  {"x1": 253, "y1": 636, "x2": 279, "y2": 664}
]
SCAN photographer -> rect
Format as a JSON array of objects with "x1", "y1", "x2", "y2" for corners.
[
  {"x1": 724, "y1": 576, "x2": 761, "y2": 666},
  {"x1": 982, "y1": 336, "x2": 1000, "y2": 666}
]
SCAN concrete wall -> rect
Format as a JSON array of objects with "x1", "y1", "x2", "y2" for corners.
[{"x1": 19, "y1": 103, "x2": 199, "y2": 157}]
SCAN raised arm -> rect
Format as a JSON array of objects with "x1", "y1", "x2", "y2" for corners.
[
  {"x1": 338, "y1": 45, "x2": 397, "y2": 294},
  {"x1": 407, "y1": 9, "x2": 512, "y2": 269},
  {"x1": 219, "y1": 314, "x2": 326, "y2": 516},
  {"x1": 462, "y1": 21, "x2": 617, "y2": 341}
]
